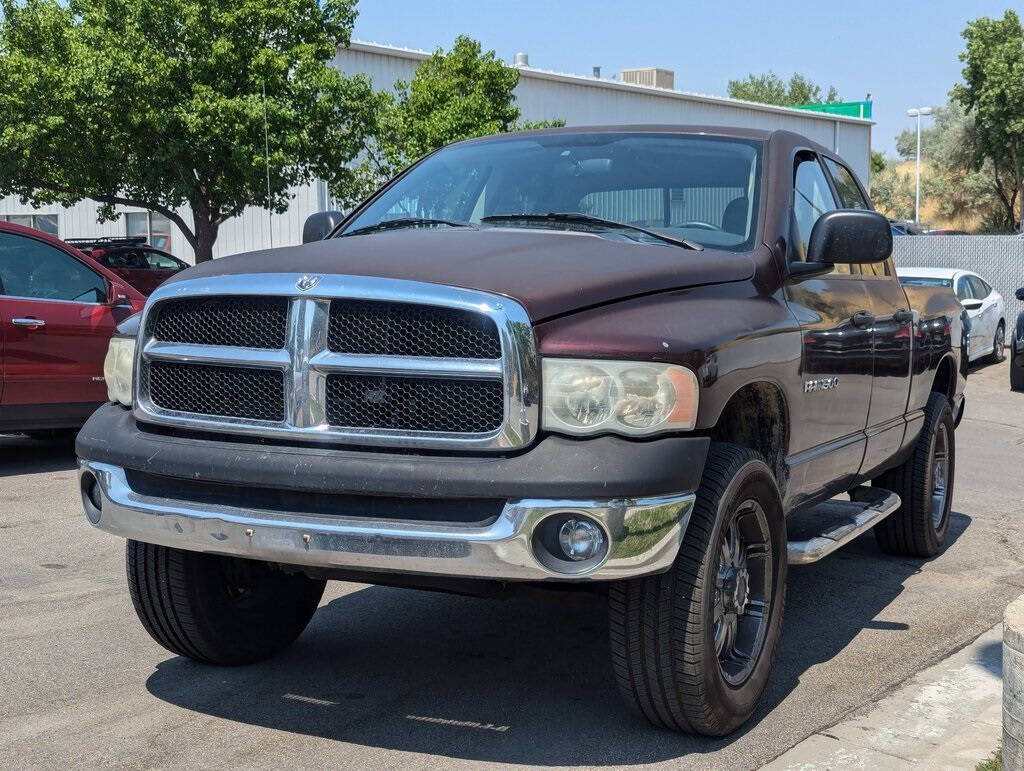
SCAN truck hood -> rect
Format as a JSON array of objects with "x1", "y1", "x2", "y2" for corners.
[{"x1": 173, "y1": 227, "x2": 755, "y2": 321}]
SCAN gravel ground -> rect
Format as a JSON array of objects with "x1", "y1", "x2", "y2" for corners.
[{"x1": 1, "y1": 358, "x2": 1020, "y2": 769}]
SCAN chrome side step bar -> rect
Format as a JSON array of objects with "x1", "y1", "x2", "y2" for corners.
[{"x1": 787, "y1": 487, "x2": 901, "y2": 565}]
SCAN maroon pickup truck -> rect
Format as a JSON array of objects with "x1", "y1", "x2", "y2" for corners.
[{"x1": 76, "y1": 126, "x2": 965, "y2": 735}]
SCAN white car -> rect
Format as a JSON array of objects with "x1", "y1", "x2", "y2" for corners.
[{"x1": 897, "y1": 267, "x2": 1005, "y2": 362}]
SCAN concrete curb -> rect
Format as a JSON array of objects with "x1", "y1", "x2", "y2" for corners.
[
  {"x1": 1005, "y1": 595, "x2": 1024, "y2": 769},
  {"x1": 766, "y1": 623, "x2": 1003, "y2": 770}
]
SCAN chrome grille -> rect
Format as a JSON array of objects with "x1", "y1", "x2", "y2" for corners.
[
  {"x1": 146, "y1": 362, "x2": 285, "y2": 421},
  {"x1": 133, "y1": 274, "x2": 538, "y2": 451},
  {"x1": 328, "y1": 299, "x2": 501, "y2": 358},
  {"x1": 325, "y1": 374, "x2": 504, "y2": 433},
  {"x1": 148, "y1": 296, "x2": 287, "y2": 349}
]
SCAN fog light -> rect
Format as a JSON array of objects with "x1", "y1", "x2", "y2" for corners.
[{"x1": 558, "y1": 518, "x2": 606, "y2": 561}]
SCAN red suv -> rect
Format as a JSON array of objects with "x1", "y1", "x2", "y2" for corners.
[
  {"x1": 66, "y1": 237, "x2": 189, "y2": 295},
  {"x1": 0, "y1": 222, "x2": 146, "y2": 435}
]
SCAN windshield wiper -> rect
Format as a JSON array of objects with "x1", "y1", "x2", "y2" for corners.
[
  {"x1": 340, "y1": 217, "x2": 474, "y2": 237},
  {"x1": 480, "y1": 212, "x2": 703, "y2": 250}
]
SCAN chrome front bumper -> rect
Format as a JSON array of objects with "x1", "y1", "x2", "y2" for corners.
[{"x1": 79, "y1": 461, "x2": 695, "y2": 582}]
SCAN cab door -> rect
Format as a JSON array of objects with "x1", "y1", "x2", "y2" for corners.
[
  {"x1": 0, "y1": 231, "x2": 119, "y2": 408},
  {"x1": 822, "y1": 158, "x2": 912, "y2": 476},
  {"x1": 783, "y1": 152, "x2": 874, "y2": 503}
]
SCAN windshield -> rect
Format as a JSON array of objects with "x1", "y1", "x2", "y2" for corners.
[
  {"x1": 899, "y1": 276, "x2": 953, "y2": 288},
  {"x1": 342, "y1": 133, "x2": 763, "y2": 251}
]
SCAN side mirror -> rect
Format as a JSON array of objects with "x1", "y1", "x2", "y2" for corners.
[
  {"x1": 106, "y1": 282, "x2": 132, "y2": 307},
  {"x1": 962, "y1": 299, "x2": 983, "y2": 311},
  {"x1": 1016, "y1": 287, "x2": 1024, "y2": 302},
  {"x1": 807, "y1": 209, "x2": 893, "y2": 265},
  {"x1": 302, "y1": 210, "x2": 345, "y2": 243}
]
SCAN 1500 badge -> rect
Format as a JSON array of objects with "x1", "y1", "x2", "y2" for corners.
[{"x1": 804, "y1": 377, "x2": 839, "y2": 393}]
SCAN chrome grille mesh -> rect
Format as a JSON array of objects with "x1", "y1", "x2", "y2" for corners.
[
  {"x1": 325, "y1": 374, "x2": 504, "y2": 433},
  {"x1": 134, "y1": 275, "x2": 537, "y2": 450},
  {"x1": 148, "y1": 297, "x2": 288, "y2": 349},
  {"x1": 146, "y1": 362, "x2": 285, "y2": 422},
  {"x1": 328, "y1": 300, "x2": 501, "y2": 358}
]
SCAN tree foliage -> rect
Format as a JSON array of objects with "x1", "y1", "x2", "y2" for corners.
[
  {"x1": 0, "y1": 0, "x2": 381, "y2": 261},
  {"x1": 870, "y1": 150, "x2": 886, "y2": 176},
  {"x1": 870, "y1": 164, "x2": 915, "y2": 221},
  {"x1": 341, "y1": 35, "x2": 562, "y2": 207},
  {"x1": 951, "y1": 9, "x2": 1024, "y2": 230},
  {"x1": 727, "y1": 71, "x2": 840, "y2": 107},
  {"x1": 894, "y1": 101, "x2": 1019, "y2": 232}
]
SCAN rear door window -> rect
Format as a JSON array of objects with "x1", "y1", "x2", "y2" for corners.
[
  {"x1": 823, "y1": 158, "x2": 869, "y2": 209},
  {"x1": 968, "y1": 276, "x2": 990, "y2": 299},
  {"x1": 143, "y1": 250, "x2": 185, "y2": 270}
]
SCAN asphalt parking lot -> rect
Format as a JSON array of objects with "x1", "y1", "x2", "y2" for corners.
[{"x1": 1, "y1": 359, "x2": 1021, "y2": 770}]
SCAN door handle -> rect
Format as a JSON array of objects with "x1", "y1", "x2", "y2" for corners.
[
  {"x1": 12, "y1": 317, "x2": 45, "y2": 329},
  {"x1": 851, "y1": 310, "x2": 875, "y2": 328},
  {"x1": 893, "y1": 308, "x2": 915, "y2": 324}
]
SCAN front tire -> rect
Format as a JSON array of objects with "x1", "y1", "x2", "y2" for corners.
[
  {"x1": 1012, "y1": 342, "x2": 1024, "y2": 392},
  {"x1": 873, "y1": 391, "x2": 954, "y2": 557},
  {"x1": 126, "y1": 541, "x2": 326, "y2": 665},
  {"x1": 608, "y1": 443, "x2": 787, "y2": 735}
]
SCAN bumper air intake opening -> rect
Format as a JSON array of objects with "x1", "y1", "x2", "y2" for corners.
[{"x1": 81, "y1": 471, "x2": 103, "y2": 524}]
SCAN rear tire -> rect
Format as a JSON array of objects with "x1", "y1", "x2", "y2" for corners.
[
  {"x1": 126, "y1": 540, "x2": 325, "y2": 665},
  {"x1": 992, "y1": 322, "x2": 1006, "y2": 363},
  {"x1": 873, "y1": 391, "x2": 954, "y2": 557},
  {"x1": 608, "y1": 443, "x2": 787, "y2": 735}
]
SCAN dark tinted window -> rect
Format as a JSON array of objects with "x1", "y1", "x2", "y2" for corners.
[
  {"x1": 0, "y1": 232, "x2": 106, "y2": 302},
  {"x1": 968, "y1": 275, "x2": 990, "y2": 299},
  {"x1": 956, "y1": 277, "x2": 974, "y2": 301},
  {"x1": 823, "y1": 158, "x2": 869, "y2": 209}
]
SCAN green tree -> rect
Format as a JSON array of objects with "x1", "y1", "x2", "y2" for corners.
[
  {"x1": 895, "y1": 101, "x2": 1017, "y2": 231},
  {"x1": 952, "y1": 10, "x2": 1024, "y2": 230},
  {"x1": 870, "y1": 163, "x2": 915, "y2": 220},
  {"x1": 343, "y1": 35, "x2": 563, "y2": 206},
  {"x1": 727, "y1": 71, "x2": 840, "y2": 107},
  {"x1": 870, "y1": 150, "x2": 887, "y2": 176},
  {"x1": 0, "y1": 0, "x2": 381, "y2": 262}
]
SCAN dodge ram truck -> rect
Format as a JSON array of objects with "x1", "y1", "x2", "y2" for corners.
[{"x1": 76, "y1": 126, "x2": 966, "y2": 736}]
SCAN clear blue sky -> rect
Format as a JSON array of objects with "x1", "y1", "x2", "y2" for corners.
[{"x1": 353, "y1": 0, "x2": 1020, "y2": 158}]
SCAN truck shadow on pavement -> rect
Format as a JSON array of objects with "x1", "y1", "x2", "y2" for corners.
[
  {"x1": 0, "y1": 434, "x2": 77, "y2": 478},
  {"x1": 145, "y1": 513, "x2": 970, "y2": 766}
]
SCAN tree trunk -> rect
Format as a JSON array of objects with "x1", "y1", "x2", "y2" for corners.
[
  {"x1": 1019, "y1": 182, "x2": 1024, "y2": 232},
  {"x1": 189, "y1": 197, "x2": 220, "y2": 264}
]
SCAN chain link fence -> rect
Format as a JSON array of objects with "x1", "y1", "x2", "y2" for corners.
[{"x1": 892, "y1": 235, "x2": 1024, "y2": 321}]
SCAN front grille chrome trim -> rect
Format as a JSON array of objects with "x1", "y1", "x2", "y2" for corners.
[
  {"x1": 133, "y1": 273, "x2": 538, "y2": 451},
  {"x1": 144, "y1": 341, "x2": 291, "y2": 369},
  {"x1": 310, "y1": 352, "x2": 503, "y2": 379}
]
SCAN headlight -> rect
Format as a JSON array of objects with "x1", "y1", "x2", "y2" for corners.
[
  {"x1": 542, "y1": 358, "x2": 699, "y2": 436},
  {"x1": 103, "y1": 334, "x2": 136, "y2": 406}
]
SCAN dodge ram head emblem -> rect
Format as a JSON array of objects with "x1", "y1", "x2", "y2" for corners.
[{"x1": 296, "y1": 274, "x2": 321, "y2": 292}]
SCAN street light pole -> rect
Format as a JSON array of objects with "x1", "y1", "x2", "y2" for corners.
[{"x1": 906, "y1": 106, "x2": 934, "y2": 224}]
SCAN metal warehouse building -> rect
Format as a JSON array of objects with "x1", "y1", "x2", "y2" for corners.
[{"x1": 0, "y1": 41, "x2": 873, "y2": 262}]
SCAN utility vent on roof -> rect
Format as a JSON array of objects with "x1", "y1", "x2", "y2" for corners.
[{"x1": 620, "y1": 68, "x2": 675, "y2": 90}]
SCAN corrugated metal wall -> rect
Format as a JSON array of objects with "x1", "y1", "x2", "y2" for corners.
[{"x1": 1, "y1": 42, "x2": 871, "y2": 262}]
